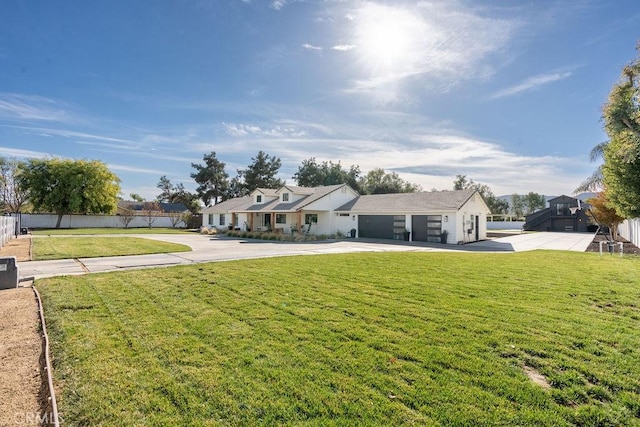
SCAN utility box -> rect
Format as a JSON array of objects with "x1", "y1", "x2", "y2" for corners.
[{"x1": 0, "y1": 257, "x2": 18, "y2": 290}]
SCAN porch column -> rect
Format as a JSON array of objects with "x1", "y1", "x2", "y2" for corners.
[
  {"x1": 249, "y1": 213, "x2": 254, "y2": 231},
  {"x1": 296, "y1": 211, "x2": 302, "y2": 232},
  {"x1": 231, "y1": 213, "x2": 236, "y2": 229},
  {"x1": 271, "y1": 212, "x2": 275, "y2": 230}
]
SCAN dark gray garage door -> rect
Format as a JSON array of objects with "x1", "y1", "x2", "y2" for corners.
[
  {"x1": 412, "y1": 215, "x2": 442, "y2": 243},
  {"x1": 359, "y1": 215, "x2": 405, "y2": 240}
]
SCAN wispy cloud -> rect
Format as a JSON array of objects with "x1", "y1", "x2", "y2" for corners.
[
  {"x1": 342, "y1": 2, "x2": 518, "y2": 103},
  {"x1": 270, "y1": 0, "x2": 286, "y2": 11},
  {"x1": 0, "y1": 94, "x2": 71, "y2": 122},
  {"x1": 302, "y1": 43, "x2": 357, "y2": 52},
  {"x1": 332, "y1": 44, "x2": 356, "y2": 51},
  {"x1": 490, "y1": 71, "x2": 573, "y2": 99},
  {"x1": 302, "y1": 43, "x2": 323, "y2": 51},
  {"x1": 108, "y1": 163, "x2": 167, "y2": 175},
  {"x1": 223, "y1": 122, "x2": 306, "y2": 138},
  {"x1": 0, "y1": 146, "x2": 51, "y2": 159}
]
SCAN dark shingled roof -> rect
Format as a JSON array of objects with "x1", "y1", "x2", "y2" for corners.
[
  {"x1": 201, "y1": 196, "x2": 253, "y2": 213},
  {"x1": 335, "y1": 189, "x2": 477, "y2": 213}
]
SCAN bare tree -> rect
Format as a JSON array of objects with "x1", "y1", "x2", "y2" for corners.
[
  {"x1": 167, "y1": 211, "x2": 186, "y2": 228},
  {"x1": 142, "y1": 201, "x2": 162, "y2": 228},
  {"x1": 118, "y1": 210, "x2": 136, "y2": 229}
]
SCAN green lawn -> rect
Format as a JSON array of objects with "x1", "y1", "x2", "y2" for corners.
[
  {"x1": 37, "y1": 251, "x2": 640, "y2": 426},
  {"x1": 31, "y1": 227, "x2": 193, "y2": 235},
  {"x1": 33, "y1": 237, "x2": 191, "y2": 260}
]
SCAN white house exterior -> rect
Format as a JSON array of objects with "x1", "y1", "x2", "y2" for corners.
[{"x1": 201, "y1": 185, "x2": 489, "y2": 244}]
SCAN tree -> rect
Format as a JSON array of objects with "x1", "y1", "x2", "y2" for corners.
[
  {"x1": 452, "y1": 175, "x2": 507, "y2": 214},
  {"x1": 0, "y1": 157, "x2": 29, "y2": 213},
  {"x1": 142, "y1": 201, "x2": 161, "y2": 228},
  {"x1": 18, "y1": 158, "x2": 121, "y2": 228},
  {"x1": 587, "y1": 191, "x2": 625, "y2": 241},
  {"x1": 293, "y1": 157, "x2": 361, "y2": 190},
  {"x1": 191, "y1": 151, "x2": 229, "y2": 207},
  {"x1": 580, "y1": 42, "x2": 640, "y2": 217},
  {"x1": 511, "y1": 194, "x2": 525, "y2": 219},
  {"x1": 523, "y1": 192, "x2": 546, "y2": 215},
  {"x1": 237, "y1": 151, "x2": 284, "y2": 193},
  {"x1": 156, "y1": 176, "x2": 200, "y2": 214},
  {"x1": 118, "y1": 210, "x2": 136, "y2": 229},
  {"x1": 359, "y1": 168, "x2": 421, "y2": 194},
  {"x1": 129, "y1": 193, "x2": 145, "y2": 202}
]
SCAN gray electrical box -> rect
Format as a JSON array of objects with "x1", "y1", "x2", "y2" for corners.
[{"x1": 0, "y1": 257, "x2": 18, "y2": 290}]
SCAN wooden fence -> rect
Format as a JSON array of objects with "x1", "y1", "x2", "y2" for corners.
[
  {"x1": 619, "y1": 218, "x2": 640, "y2": 248},
  {"x1": 0, "y1": 215, "x2": 16, "y2": 249}
]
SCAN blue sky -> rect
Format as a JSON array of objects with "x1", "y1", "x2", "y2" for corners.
[{"x1": 1, "y1": 0, "x2": 639, "y2": 201}]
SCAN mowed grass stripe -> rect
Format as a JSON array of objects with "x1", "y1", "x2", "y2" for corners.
[
  {"x1": 39, "y1": 251, "x2": 640, "y2": 425},
  {"x1": 32, "y1": 236, "x2": 191, "y2": 260}
]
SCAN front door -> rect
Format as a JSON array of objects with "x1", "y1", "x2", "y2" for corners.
[{"x1": 264, "y1": 213, "x2": 271, "y2": 229}]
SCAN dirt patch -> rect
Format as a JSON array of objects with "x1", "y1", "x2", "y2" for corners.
[
  {"x1": 585, "y1": 234, "x2": 640, "y2": 255},
  {"x1": 0, "y1": 288, "x2": 42, "y2": 426},
  {"x1": 0, "y1": 236, "x2": 31, "y2": 262},
  {"x1": 523, "y1": 365, "x2": 551, "y2": 390}
]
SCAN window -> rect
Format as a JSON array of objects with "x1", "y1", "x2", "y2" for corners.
[
  {"x1": 219, "y1": 214, "x2": 225, "y2": 225},
  {"x1": 556, "y1": 203, "x2": 570, "y2": 216},
  {"x1": 305, "y1": 214, "x2": 318, "y2": 225},
  {"x1": 208, "y1": 214, "x2": 214, "y2": 225},
  {"x1": 256, "y1": 195, "x2": 262, "y2": 203},
  {"x1": 276, "y1": 214, "x2": 287, "y2": 224},
  {"x1": 282, "y1": 193, "x2": 289, "y2": 202}
]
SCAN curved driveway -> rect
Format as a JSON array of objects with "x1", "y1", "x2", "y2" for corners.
[{"x1": 19, "y1": 232, "x2": 595, "y2": 280}]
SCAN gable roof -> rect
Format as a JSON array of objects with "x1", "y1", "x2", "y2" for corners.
[
  {"x1": 201, "y1": 196, "x2": 253, "y2": 214},
  {"x1": 251, "y1": 188, "x2": 279, "y2": 197},
  {"x1": 335, "y1": 189, "x2": 478, "y2": 213},
  {"x1": 245, "y1": 184, "x2": 348, "y2": 212}
]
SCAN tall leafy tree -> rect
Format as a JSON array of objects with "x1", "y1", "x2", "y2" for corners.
[
  {"x1": 191, "y1": 151, "x2": 229, "y2": 206},
  {"x1": 510, "y1": 194, "x2": 525, "y2": 219},
  {"x1": 293, "y1": 157, "x2": 361, "y2": 190},
  {"x1": 453, "y1": 175, "x2": 508, "y2": 214},
  {"x1": 156, "y1": 176, "x2": 200, "y2": 213},
  {"x1": 237, "y1": 151, "x2": 284, "y2": 192},
  {"x1": 523, "y1": 192, "x2": 546, "y2": 215},
  {"x1": 0, "y1": 157, "x2": 29, "y2": 213},
  {"x1": 18, "y1": 158, "x2": 121, "y2": 228},
  {"x1": 359, "y1": 168, "x2": 421, "y2": 194},
  {"x1": 580, "y1": 43, "x2": 640, "y2": 217}
]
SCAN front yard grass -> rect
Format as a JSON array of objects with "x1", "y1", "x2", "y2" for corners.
[
  {"x1": 31, "y1": 227, "x2": 193, "y2": 235},
  {"x1": 38, "y1": 251, "x2": 640, "y2": 426},
  {"x1": 32, "y1": 237, "x2": 191, "y2": 260}
]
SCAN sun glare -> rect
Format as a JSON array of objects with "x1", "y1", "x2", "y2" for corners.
[{"x1": 354, "y1": 4, "x2": 422, "y2": 76}]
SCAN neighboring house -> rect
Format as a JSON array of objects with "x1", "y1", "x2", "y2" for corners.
[
  {"x1": 117, "y1": 201, "x2": 189, "y2": 215},
  {"x1": 201, "y1": 185, "x2": 489, "y2": 244},
  {"x1": 523, "y1": 195, "x2": 590, "y2": 232}
]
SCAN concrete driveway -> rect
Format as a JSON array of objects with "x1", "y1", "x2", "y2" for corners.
[{"x1": 19, "y1": 232, "x2": 595, "y2": 280}]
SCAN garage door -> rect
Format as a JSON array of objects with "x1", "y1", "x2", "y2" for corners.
[
  {"x1": 412, "y1": 215, "x2": 442, "y2": 242},
  {"x1": 358, "y1": 215, "x2": 405, "y2": 240}
]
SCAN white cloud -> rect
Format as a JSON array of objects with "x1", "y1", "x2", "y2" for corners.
[
  {"x1": 270, "y1": 0, "x2": 286, "y2": 11},
  {"x1": 302, "y1": 43, "x2": 323, "y2": 51},
  {"x1": 332, "y1": 44, "x2": 356, "y2": 51},
  {"x1": 0, "y1": 146, "x2": 51, "y2": 159},
  {"x1": 344, "y1": 2, "x2": 518, "y2": 102},
  {"x1": 490, "y1": 71, "x2": 573, "y2": 99},
  {"x1": 108, "y1": 163, "x2": 166, "y2": 175},
  {"x1": 223, "y1": 122, "x2": 305, "y2": 138},
  {"x1": 0, "y1": 94, "x2": 71, "y2": 122}
]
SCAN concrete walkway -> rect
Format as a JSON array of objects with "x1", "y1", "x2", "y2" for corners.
[{"x1": 19, "y1": 232, "x2": 595, "y2": 280}]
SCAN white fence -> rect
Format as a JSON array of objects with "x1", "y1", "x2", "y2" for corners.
[
  {"x1": 21, "y1": 213, "x2": 182, "y2": 229},
  {"x1": 1, "y1": 215, "x2": 16, "y2": 249},
  {"x1": 487, "y1": 221, "x2": 525, "y2": 230},
  {"x1": 619, "y1": 218, "x2": 640, "y2": 248}
]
